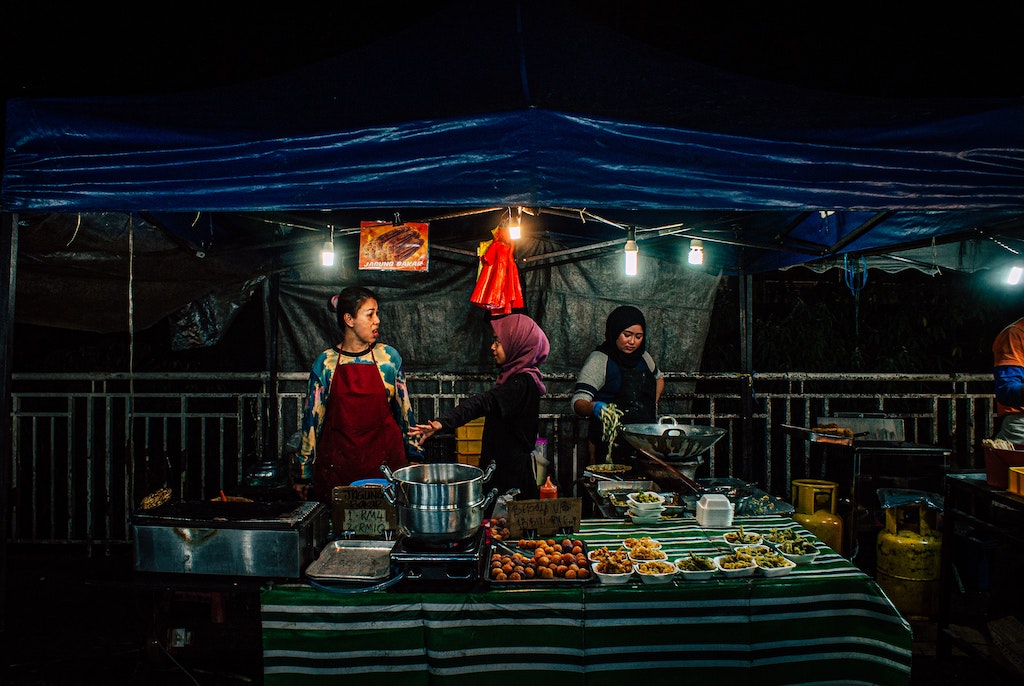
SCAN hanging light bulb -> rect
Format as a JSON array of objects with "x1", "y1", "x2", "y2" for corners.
[
  {"x1": 1008, "y1": 265, "x2": 1023, "y2": 285},
  {"x1": 507, "y1": 207, "x2": 521, "y2": 240},
  {"x1": 624, "y1": 226, "x2": 638, "y2": 276},
  {"x1": 688, "y1": 238, "x2": 704, "y2": 265},
  {"x1": 321, "y1": 226, "x2": 335, "y2": 267}
]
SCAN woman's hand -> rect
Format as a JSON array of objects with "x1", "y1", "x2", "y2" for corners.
[
  {"x1": 292, "y1": 482, "x2": 310, "y2": 501},
  {"x1": 409, "y1": 420, "x2": 442, "y2": 445}
]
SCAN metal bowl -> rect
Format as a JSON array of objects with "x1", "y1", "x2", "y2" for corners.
[{"x1": 619, "y1": 417, "x2": 726, "y2": 462}]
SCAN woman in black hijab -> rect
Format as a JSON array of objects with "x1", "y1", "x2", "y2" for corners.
[{"x1": 571, "y1": 305, "x2": 665, "y2": 463}]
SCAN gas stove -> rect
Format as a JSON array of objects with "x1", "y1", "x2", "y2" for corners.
[{"x1": 389, "y1": 528, "x2": 486, "y2": 591}]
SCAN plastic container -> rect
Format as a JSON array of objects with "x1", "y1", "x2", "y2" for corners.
[
  {"x1": 696, "y1": 494, "x2": 734, "y2": 527},
  {"x1": 532, "y1": 438, "x2": 549, "y2": 486},
  {"x1": 984, "y1": 444, "x2": 1024, "y2": 489},
  {"x1": 456, "y1": 418, "x2": 485, "y2": 464}
]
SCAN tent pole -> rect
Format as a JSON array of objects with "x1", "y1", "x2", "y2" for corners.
[
  {"x1": 0, "y1": 212, "x2": 19, "y2": 632},
  {"x1": 265, "y1": 274, "x2": 281, "y2": 461},
  {"x1": 739, "y1": 271, "x2": 754, "y2": 479}
]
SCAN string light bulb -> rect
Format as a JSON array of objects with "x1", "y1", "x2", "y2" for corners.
[
  {"x1": 507, "y1": 207, "x2": 521, "y2": 240},
  {"x1": 321, "y1": 226, "x2": 335, "y2": 267},
  {"x1": 688, "y1": 238, "x2": 704, "y2": 265},
  {"x1": 624, "y1": 226, "x2": 638, "y2": 276}
]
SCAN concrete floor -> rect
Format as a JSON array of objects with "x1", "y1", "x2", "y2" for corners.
[{"x1": 2, "y1": 544, "x2": 1020, "y2": 685}]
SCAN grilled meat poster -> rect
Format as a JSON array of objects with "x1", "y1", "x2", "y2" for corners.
[{"x1": 358, "y1": 221, "x2": 429, "y2": 271}]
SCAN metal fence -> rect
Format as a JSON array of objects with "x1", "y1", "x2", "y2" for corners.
[{"x1": 7, "y1": 371, "x2": 997, "y2": 546}]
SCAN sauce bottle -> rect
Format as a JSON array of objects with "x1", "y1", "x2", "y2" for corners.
[{"x1": 540, "y1": 476, "x2": 558, "y2": 499}]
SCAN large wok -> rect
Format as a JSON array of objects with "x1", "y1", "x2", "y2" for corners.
[
  {"x1": 618, "y1": 417, "x2": 726, "y2": 462},
  {"x1": 618, "y1": 417, "x2": 726, "y2": 494}
]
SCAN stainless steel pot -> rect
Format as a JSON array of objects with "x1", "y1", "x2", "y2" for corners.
[
  {"x1": 380, "y1": 461, "x2": 496, "y2": 507},
  {"x1": 385, "y1": 488, "x2": 498, "y2": 545}
]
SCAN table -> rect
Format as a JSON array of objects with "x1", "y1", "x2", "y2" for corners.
[{"x1": 261, "y1": 515, "x2": 912, "y2": 685}]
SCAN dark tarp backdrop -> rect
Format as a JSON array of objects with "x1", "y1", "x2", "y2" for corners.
[{"x1": 3, "y1": 0, "x2": 1024, "y2": 371}]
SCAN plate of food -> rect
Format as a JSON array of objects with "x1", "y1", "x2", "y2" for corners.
[
  {"x1": 723, "y1": 526, "x2": 763, "y2": 548},
  {"x1": 634, "y1": 559, "x2": 677, "y2": 584},
  {"x1": 626, "y1": 491, "x2": 667, "y2": 511},
  {"x1": 675, "y1": 553, "x2": 718, "y2": 580},
  {"x1": 753, "y1": 550, "x2": 796, "y2": 577},
  {"x1": 713, "y1": 553, "x2": 757, "y2": 577}
]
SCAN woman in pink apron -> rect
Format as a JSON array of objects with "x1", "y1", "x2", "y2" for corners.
[{"x1": 293, "y1": 287, "x2": 422, "y2": 503}]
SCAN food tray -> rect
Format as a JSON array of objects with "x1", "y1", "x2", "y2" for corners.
[
  {"x1": 487, "y1": 539, "x2": 594, "y2": 585},
  {"x1": 305, "y1": 539, "x2": 395, "y2": 582}
]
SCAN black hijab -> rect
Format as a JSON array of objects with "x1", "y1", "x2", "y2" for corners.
[{"x1": 595, "y1": 305, "x2": 647, "y2": 369}]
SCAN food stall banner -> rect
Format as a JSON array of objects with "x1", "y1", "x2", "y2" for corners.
[{"x1": 358, "y1": 221, "x2": 429, "y2": 272}]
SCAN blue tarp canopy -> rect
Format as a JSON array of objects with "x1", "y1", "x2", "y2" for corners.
[{"x1": 4, "y1": 0, "x2": 1024, "y2": 312}]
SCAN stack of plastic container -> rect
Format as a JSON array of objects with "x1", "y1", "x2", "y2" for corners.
[{"x1": 696, "y1": 493, "x2": 734, "y2": 527}]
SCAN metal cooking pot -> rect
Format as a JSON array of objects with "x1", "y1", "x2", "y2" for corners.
[
  {"x1": 380, "y1": 461, "x2": 496, "y2": 508},
  {"x1": 385, "y1": 488, "x2": 498, "y2": 545},
  {"x1": 618, "y1": 416, "x2": 726, "y2": 462}
]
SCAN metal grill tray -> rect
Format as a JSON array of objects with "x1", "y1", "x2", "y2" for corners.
[{"x1": 305, "y1": 539, "x2": 396, "y2": 582}]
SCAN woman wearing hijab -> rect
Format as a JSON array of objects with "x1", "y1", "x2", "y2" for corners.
[
  {"x1": 293, "y1": 286, "x2": 422, "y2": 503},
  {"x1": 571, "y1": 305, "x2": 665, "y2": 464},
  {"x1": 410, "y1": 313, "x2": 549, "y2": 500}
]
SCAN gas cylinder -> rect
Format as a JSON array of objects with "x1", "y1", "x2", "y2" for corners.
[
  {"x1": 791, "y1": 479, "x2": 845, "y2": 555},
  {"x1": 875, "y1": 504, "x2": 941, "y2": 620}
]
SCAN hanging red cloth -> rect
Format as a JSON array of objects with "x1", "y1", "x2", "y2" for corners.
[{"x1": 470, "y1": 226, "x2": 523, "y2": 315}]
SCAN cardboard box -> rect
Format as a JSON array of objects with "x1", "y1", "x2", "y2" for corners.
[
  {"x1": 331, "y1": 486, "x2": 397, "y2": 538},
  {"x1": 984, "y1": 445, "x2": 1024, "y2": 489}
]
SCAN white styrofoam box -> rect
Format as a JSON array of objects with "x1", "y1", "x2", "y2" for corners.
[{"x1": 696, "y1": 494, "x2": 734, "y2": 528}]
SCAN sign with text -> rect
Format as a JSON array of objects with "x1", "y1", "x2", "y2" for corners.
[
  {"x1": 331, "y1": 486, "x2": 397, "y2": 538},
  {"x1": 506, "y1": 497, "x2": 582, "y2": 537},
  {"x1": 358, "y1": 221, "x2": 429, "y2": 271}
]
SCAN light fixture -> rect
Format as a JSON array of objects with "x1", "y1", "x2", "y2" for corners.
[
  {"x1": 1008, "y1": 265, "x2": 1023, "y2": 285},
  {"x1": 688, "y1": 238, "x2": 704, "y2": 265},
  {"x1": 321, "y1": 225, "x2": 335, "y2": 267},
  {"x1": 507, "y1": 207, "x2": 521, "y2": 240},
  {"x1": 624, "y1": 226, "x2": 638, "y2": 276}
]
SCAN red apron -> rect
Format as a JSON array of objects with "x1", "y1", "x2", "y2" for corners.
[{"x1": 313, "y1": 357, "x2": 407, "y2": 501}]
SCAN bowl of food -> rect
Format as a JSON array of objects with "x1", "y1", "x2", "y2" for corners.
[
  {"x1": 623, "y1": 536, "x2": 662, "y2": 549},
  {"x1": 723, "y1": 526, "x2": 763, "y2": 548},
  {"x1": 775, "y1": 538, "x2": 821, "y2": 564},
  {"x1": 589, "y1": 545, "x2": 630, "y2": 564},
  {"x1": 713, "y1": 553, "x2": 757, "y2": 577},
  {"x1": 754, "y1": 551, "x2": 796, "y2": 577},
  {"x1": 592, "y1": 558, "x2": 635, "y2": 584},
  {"x1": 628, "y1": 544, "x2": 668, "y2": 562},
  {"x1": 675, "y1": 553, "x2": 718, "y2": 580},
  {"x1": 732, "y1": 544, "x2": 771, "y2": 558},
  {"x1": 627, "y1": 509, "x2": 665, "y2": 525},
  {"x1": 634, "y1": 559, "x2": 677, "y2": 584},
  {"x1": 627, "y1": 491, "x2": 667, "y2": 511}
]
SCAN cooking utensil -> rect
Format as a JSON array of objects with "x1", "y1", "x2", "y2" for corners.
[
  {"x1": 385, "y1": 488, "x2": 498, "y2": 545},
  {"x1": 618, "y1": 417, "x2": 726, "y2": 461},
  {"x1": 780, "y1": 424, "x2": 869, "y2": 444},
  {"x1": 381, "y1": 461, "x2": 496, "y2": 508}
]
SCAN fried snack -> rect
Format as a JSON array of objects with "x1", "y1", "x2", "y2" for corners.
[
  {"x1": 677, "y1": 552, "x2": 716, "y2": 572},
  {"x1": 139, "y1": 487, "x2": 171, "y2": 510},
  {"x1": 637, "y1": 560, "x2": 675, "y2": 574},
  {"x1": 812, "y1": 423, "x2": 854, "y2": 438}
]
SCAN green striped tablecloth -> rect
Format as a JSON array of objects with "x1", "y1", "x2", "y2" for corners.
[{"x1": 261, "y1": 515, "x2": 912, "y2": 686}]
